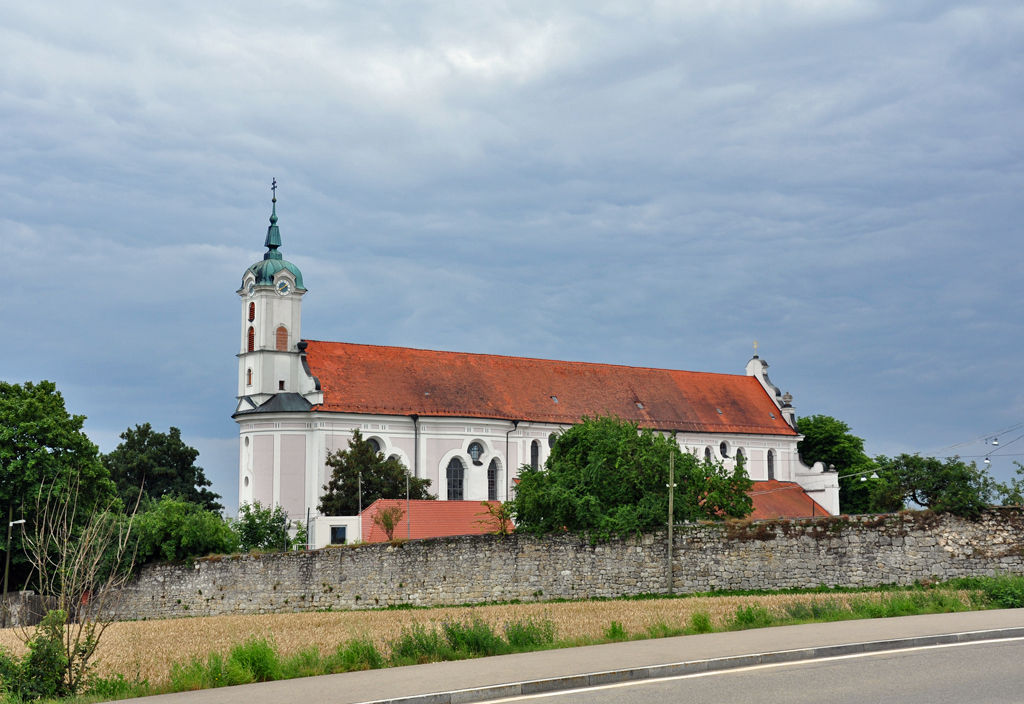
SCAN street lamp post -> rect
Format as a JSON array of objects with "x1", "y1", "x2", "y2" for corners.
[
  {"x1": 666, "y1": 449, "x2": 677, "y2": 596},
  {"x1": 3, "y1": 507, "x2": 27, "y2": 628}
]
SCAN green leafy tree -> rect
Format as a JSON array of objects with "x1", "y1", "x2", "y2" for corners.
[
  {"x1": 797, "y1": 415, "x2": 878, "y2": 514},
  {"x1": 234, "y1": 500, "x2": 290, "y2": 551},
  {"x1": 998, "y1": 462, "x2": 1024, "y2": 506},
  {"x1": 372, "y1": 505, "x2": 405, "y2": 541},
  {"x1": 871, "y1": 454, "x2": 1000, "y2": 517},
  {"x1": 134, "y1": 496, "x2": 239, "y2": 563},
  {"x1": 0, "y1": 381, "x2": 117, "y2": 590},
  {"x1": 102, "y1": 424, "x2": 222, "y2": 511},
  {"x1": 318, "y1": 429, "x2": 434, "y2": 515},
  {"x1": 510, "y1": 416, "x2": 753, "y2": 539}
]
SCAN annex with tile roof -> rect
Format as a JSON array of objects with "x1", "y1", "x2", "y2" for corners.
[{"x1": 233, "y1": 193, "x2": 840, "y2": 541}]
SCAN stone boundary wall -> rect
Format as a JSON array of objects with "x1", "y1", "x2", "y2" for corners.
[{"x1": 114, "y1": 509, "x2": 1024, "y2": 620}]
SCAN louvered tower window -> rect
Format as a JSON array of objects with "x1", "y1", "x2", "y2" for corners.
[
  {"x1": 276, "y1": 326, "x2": 288, "y2": 351},
  {"x1": 247, "y1": 326, "x2": 255, "y2": 352}
]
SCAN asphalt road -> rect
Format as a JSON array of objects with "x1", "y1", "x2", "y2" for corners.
[
  {"x1": 485, "y1": 638, "x2": 1024, "y2": 704},
  {"x1": 140, "y1": 609, "x2": 1024, "y2": 704}
]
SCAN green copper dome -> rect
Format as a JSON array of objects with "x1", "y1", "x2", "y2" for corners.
[{"x1": 243, "y1": 197, "x2": 306, "y2": 290}]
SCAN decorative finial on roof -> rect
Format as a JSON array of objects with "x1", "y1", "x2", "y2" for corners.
[
  {"x1": 752, "y1": 340, "x2": 759, "y2": 359},
  {"x1": 264, "y1": 178, "x2": 282, "y2": 260}
]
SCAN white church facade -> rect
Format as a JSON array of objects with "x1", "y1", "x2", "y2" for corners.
[{"x1": 235, "y1": 195, "x2": 840, "y2": 524}]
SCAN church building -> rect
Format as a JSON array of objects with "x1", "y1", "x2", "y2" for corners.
[{"x1": 234, "y1": 194, "x2": 840, "y2": 530}]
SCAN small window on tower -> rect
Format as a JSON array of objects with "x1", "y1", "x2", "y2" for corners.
[
  {"x1": 278, "y1": 380, "x2": 285, "y2": 391},
  {"x1": 247, "y1": 326, "x2": 255, "y2": 352},
  {"x1": 247, "y1": 368, "x2": 252, "y2": 386},
  {"x1": 248, "y1": 302, "x2": 255, "y2": 322},
  {"x1": 276, "y1": 326, "x2": 288, "y2": 351}
]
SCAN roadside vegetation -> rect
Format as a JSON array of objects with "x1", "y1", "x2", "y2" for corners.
[{"x1": 1, "y1": 575, "x2": 1023, "y2": 703}]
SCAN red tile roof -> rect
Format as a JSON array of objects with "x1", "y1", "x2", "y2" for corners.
[
  {"x1": 749, "y1": 481, "x2": 829, "y2": 519},
  {"x1": 360, "y1": 499, "x2": 509, "y2": 543},
  {"x1": 305, "y1": 341, "x2": 796, "y2": 436}
]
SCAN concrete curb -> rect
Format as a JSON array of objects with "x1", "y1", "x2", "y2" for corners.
[{"x1": 357, "y1": 627, "x2": 1024, "y2": 704}]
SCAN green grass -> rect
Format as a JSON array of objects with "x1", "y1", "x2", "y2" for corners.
[{"x1": 5, "y1": 575, "x2": 1023, "y2": 704}]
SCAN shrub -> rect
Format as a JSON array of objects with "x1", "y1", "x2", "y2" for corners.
[
  {"x1": 388, "y1": 623, "x2": 450, "y2": 664},
  {"x1": 234, "y1": 501, "x2": 290, "y2": 552},
  {"x1": 442, "y1": 619, "x2": 508, "y2": 657},
  {"x1": 687, "y1": 611, "x2": 714, "y2": 634},
  {"x1": 135, "y1": 496, "x2": 239, "y2": 563},
  {"x1": 947, "y1": 574, "x2": 1024, "y2": 609},
  {"x1": 730, "y1": 606, "x2": 775, "y2": 630},
  {"x1": 226, "y1": 637, "x2": 282, "y2": 683},
  {"x1": 603, "y1": 621, "x2": 629, "y2": 642},
  {"x1": 334, "y1": 639, "x2": 386, "y2": 672},
  {"x1": 504, "y1": 618, "x2": 556, "y2": 648}
]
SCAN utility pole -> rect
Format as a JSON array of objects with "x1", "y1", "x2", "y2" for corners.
[
  {"x1": 667, "y1": 449, "x2": 676, "y2": 596},
  {"x1": 406, "y1": 474, "x2": 410, "y2": 540},
  {"x1": 358, "y1": 472, "x2": 362, "y2": 516}
]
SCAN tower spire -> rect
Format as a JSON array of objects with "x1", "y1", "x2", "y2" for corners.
[{"x1": 264, "y1": 178, "x2": 282, "y2": 260}]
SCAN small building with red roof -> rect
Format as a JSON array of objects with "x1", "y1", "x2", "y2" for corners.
[{"x1": 233, "y1": 196, "x2": 840, "y2": 527}]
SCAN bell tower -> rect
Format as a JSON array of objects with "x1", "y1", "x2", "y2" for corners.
[{"x1": 235, "y1": 182, "x2": 319, "y2": 412}]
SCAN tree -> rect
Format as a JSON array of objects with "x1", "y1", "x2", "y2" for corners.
[
  {"x1": 797, "y1": 415, "x2": 878, "y2": 514},
  {"x1": 372, "y1": 505, "x2": 405, "y2": 541},
  {"x1": 20, "y1": 474, "x2": 138, "y2": 696},
  {"x1": 998, "y1": 462, "x2": 1024, "y2": 506},
  {"x1": 318, "y1": 430, "x2": 434, "y2": 515},
  {"x1": 102, "y1": 424, "x2": 222, "y2": 512},
  {"x1": 476, "y1": 501, "x2": 514, "y2": 536},
  {"x1": 0, "y1": 381, "x2": 117, "y2": 592},
  {"x1": 134, "y1": 496, "x2": 239, "y2": 563},
  {"x1": 871, "y1": 454, "x2": 1000, "y2": 517},
  {"x1": 234, "y1": 501, "x2": 290, "y2": 552},
  {"x1": 510, "y1": 416, "x2": 753, "y2": 539}
]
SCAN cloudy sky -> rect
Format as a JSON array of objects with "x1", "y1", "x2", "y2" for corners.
[{"x1": 3, "y1": 0, "x2": 1022, "y2": 512}]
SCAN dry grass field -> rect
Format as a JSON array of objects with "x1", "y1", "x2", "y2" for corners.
[{"x1": 0, "y1": 590, "x2": 976, "y2": 685}]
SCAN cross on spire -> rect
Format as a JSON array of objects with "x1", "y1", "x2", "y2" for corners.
[
  {"x1": 271, "y1": 177, "x2": 277, "y2": 202},
  {"x1": 753, "y1": 340, "x2": 759, "y2": 358}
]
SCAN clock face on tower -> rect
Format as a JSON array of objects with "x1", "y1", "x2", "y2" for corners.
[
  {"x1": 276, "y1": 280, "x2": 291, "y2": 296},
  {"x1": 247, "y1": 283, "x2": 256, "y2": 297}
]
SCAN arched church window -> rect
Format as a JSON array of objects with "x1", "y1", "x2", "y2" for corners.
[
  {"x1": 276, "y1": 326, "x2": 288, "y2": 351},
  {"x1": 367, "y1": 438, "x2": 381, "y2": 454},
  {"x1": 247, "y1": 326, "x2": 255, "y2": 352},
  {"x1": 468, "y1": 442, "x2": 483, "y2": 465},
  {"x1": 767, "y1": 450, "x2": 775, "y2": 481},
  {"x1": 447, "y1": 457, "x2": 465, "y2": 501},
  {"x1": 720, "y1": 442, "x2": 729, "y2": 458},
  {"x1": 246, "y1": 368, "x2": 252, "y2": 386},
  {"x1": 488, "y1": 459, "x2": 500, "y2": 501},
  {"x1": 248, "y1": 302, "x2": 255, "y2": 322},
  {"x1": 531, "y1": 440, "x2": 540, "y2": 470},
  {"x1": 704, "y1": 446, "x2": 712, "y2": 462}
]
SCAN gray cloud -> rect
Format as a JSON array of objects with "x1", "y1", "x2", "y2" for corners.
[{"x1": 2, "y1": 0, "x2": 1023, "y2": 511}]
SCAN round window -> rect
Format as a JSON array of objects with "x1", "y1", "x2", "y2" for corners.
[
  {"x1": 244, "y1": 436, "x2": 249, "y2": 447},
  {"x1": 367, "y1": 438, "x2": 381, "y2": 453},
  {"x1": 243, "y1": 476, "x2": 249, "y2": 487},
  {"x1": 468, "y1": 442, "x2": 484, "y2": 465}
]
